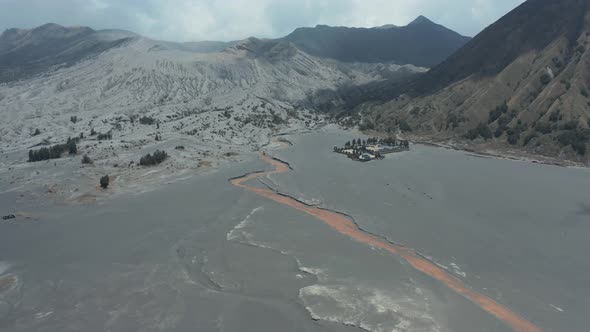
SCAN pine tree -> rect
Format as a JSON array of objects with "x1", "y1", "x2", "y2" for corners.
[{"x1": 100, "y1": 175, "x2": 109, "y2": 189}]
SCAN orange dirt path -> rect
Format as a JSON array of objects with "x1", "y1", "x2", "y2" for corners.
[{"x1": 230, "y1": 147, "x2": 542, "y2": 332}]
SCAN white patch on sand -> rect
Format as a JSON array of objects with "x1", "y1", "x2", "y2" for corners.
[
  {"x1": 299, "y1": 266, "x2": 327, "y2": 277},
  {"x1": 550, "y1": 304, "x2": 564, "y2": 312},
  {"x1": 226, "y1": 206, "x2": 263, "y2": 241},
  {"x1": 300, "y1": 284, "x2": 440, "y2": 332},
  {"x1": 449, "y1": 263, "x2": 467, "y2": 278},
  {"x1": 35, "y1": 311, "x2": 54, "y2": 319}
]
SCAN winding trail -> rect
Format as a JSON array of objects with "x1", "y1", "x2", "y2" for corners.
[{"x1": 230, "y1": 144, "x2": 542, "y2": 332}]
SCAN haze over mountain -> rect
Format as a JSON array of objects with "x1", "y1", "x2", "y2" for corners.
[
  {"x1": 359, "y1": 0, "x2": 590, "y2": 163},
  {"x1": 0, "y1": 16, "x2": 466, "y2": 84},
  {"x1": 282, "y1": 16, "x2": 470, "y2": 67}
]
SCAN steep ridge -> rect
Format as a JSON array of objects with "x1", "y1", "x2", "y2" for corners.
[
  {"x1": 361, "y1": 0, "x2": 590, "y2": 164},
  {"x1": 282, "y1": 16, "x2": 470, "y2": 67},
  {"x1": 0, "y1": 23, "x2": 133, "y2": 83}
]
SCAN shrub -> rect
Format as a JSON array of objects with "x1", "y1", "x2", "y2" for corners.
[
  {"x1": 535, "y1": 122, "x2": 553, "y2": 134},
  {"x1": 540, "y1": 73, "x2": 552, "y2": 85},
  {"x1": 581, "y1": 88, "x2": 589, "y2": 98},
  {"x1": 140, "y1": 150, "x2": 168, "y2": 166},
  {"x1": 70, "y1": 116, "x2": 78, "y2": 124},
  {"x1": 97, "y1": 132, "x2": 112, "y2": 141},
  {"x1": 507, "y1": 133, "x2": 519, "y2": 145},
  {"x1": 464, "y1": 129, "x2": 478, "y2": 140},
  {"x1": 497, "y1": 114, "x2": 514, "y2": 128},
  {"x1": 67, "y1": 138, "x2": 77, "y2": 155},
  {"x1": 465, "y1": 123, "x2": 492, "y2": 140},
  {"x1": 557, "y1": 129, "x2": 590, "y2": 155},
  {"x1": 175, "y1": 146, "x2": 185, "y2": 150},
  {"x1": 82, "y1": 155, "x2": 92, "y2": 164},
  {"x1": 523, "y1": 133, "x2": 538, "y2": 146},
  {"x1": 505, "y1": 120, "x2": 528, "y2": 145},
  {"x1": 488, "y1": 108, "x2": 504, "y2": 124},
  {"x1": 549, "y1": 111, "x2": 560, "y2": 122},
  {"x1": 32, "y1": 128, "x2": 41, "y2": 136},
  {"x1": 561, "y1": 120, "x2": 578, "y2": 131},
  {"x1": 399, "y1": 120, "x2": 412, "y2": 132},
  {"x1": 100, "y1": 175, "x2": 109, "y2": 189},
  {"x1": 90, "y1": 128, "x2": 97, "y2": 136},
  {"x1": 139, "y1": 116, "x2": 156, "y2": 125},
  {"x1": 479, "y1": 124, "x2": 493, "y2": 140},
  {"x1": 447, "y1": 114, "x2": 461, "y2": 129},
  {"x1": 495, "y1": 126, "x2": 506, "y2": 138}
]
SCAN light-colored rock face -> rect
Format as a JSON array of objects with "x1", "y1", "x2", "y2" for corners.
[
  {"x1": 0, "y1": 36, "x2": 385, "y2": 150},
  {"x1": 0, "y1": 34, "x2": 422, "y2": 200}
]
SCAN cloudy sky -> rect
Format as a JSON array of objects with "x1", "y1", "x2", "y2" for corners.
[{"x1": 1, "y1": 0, "x2": 525, "y2": 42}]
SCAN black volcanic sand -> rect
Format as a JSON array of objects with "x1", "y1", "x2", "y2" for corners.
[
  {"x1": 1, "y1": 129, "x2": 589, "y2": 332},
  {"x1": 0, "y1": 158, "x2": 362, "y2": 332},
  {"x1": 268, "y1": 128, "x2": 590, "y2": 332}
]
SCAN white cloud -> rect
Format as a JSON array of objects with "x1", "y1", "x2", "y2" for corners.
[{"x1": 0, "y1": 0, "x2": 525, "y2": 42}]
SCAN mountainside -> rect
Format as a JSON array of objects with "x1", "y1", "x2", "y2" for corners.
[
  {"x1": 282, "y1": 16, "x2": 470, "y2": 67},
  {"x1": 0, "y1": 23, "x2": 429, "y2": 198},
  {"x1": 0, "y1": 23, "x2": 133, "y2": 83},
  {"x1": 362, "y1": 0, "x2": 590, "y2": 164}
]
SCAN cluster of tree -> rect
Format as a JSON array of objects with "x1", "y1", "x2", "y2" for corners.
[
  {"x1": 465, "y1": 123, "x2": 493, "y2": 140},
  {"x1": 155, "y1": 134, "x2": 162, "y2": 141},
  {"x1": 100, "y1": 175, "x2": 109, "y2": 189},
  {"x1": 535, "y1": 122, "x2": 553, "y2": 134},
  {"x1": 270, "y1": 113, "x2": 286, "y2": 125},
  {"x1": 506, "y1": 120, "x2": 528, "y2": 145},
  {"x1": 340, "y1": 136, "x2": 408, "y2": 150},
  {"x1": 366, "y1": 137, "x2": 398, "y2": 145},
  {"x1": 557, "y1": 128, "x2": 590, "y2": 155},
  {"x1": 549, "y1": 110, "x2": 562, "y2": 122},
  {"x1": 344, "y1": 139, "x2": 365, "y2": 148},
  {"x1": 540, "y1": 73, "x2": 552, "y2": 85},
  {"x1": 488, "y1": 102, "x2": 508, "y2": 124},
  {"x1": 175, "y1": 145, "x2": 185, "y2": 150},
  {"x1": 139, "y1": 116, "x2": 156, "y2": 125},
  {"x1": 28, "y1": 137, "x2": 78, "y2": 162},
  {"x1": 139, "y1": 150, "x2": 168, "y2": 166},
  {"x1": 399, "y1": 120, "x2": 412, "y2": 132},
  {"x1": 97, "y1": 132, "x2": 112, "y2": 141},
  {"x1": 81, "y1": 154, "x2": 92, "y2": 164}
]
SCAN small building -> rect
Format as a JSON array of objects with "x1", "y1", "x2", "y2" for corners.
[{"x1": 342, "y1": 149, "x2": 355, "y2": 155}]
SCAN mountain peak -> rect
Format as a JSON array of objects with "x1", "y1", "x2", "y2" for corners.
[
  {"x1": 374, "y1": 24, "x2": 398, "y2": 30},
  {"x1": 35, "y1": 23, "x2": 63, "y2": 30},
  {"x1": 409, "y1": 15, "x2": 435, "y2": 25}
]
